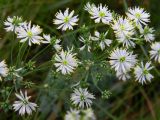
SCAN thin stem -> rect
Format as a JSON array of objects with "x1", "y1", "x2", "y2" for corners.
[
  {"x1": 16, "y1": 42, "x2": 27, "y2": 66},
  {"x1": 23, "y1": 61, "x2": 52, "y2": 76},
  {"x1": 95, "y1": 84, "x2": 102, "y2": 92},
  {"x1": 11, "y1": 31, "x2": 15, "y2": 65},
  {"x1": 140, "y1": 45, "x2": 160, "y2": 76},
  {"x1": 94, "y1": 102, "x2": 118, "y2": 120},
  {"x1": 33, "y1": 64, "x2": 53, "y2": 120},
  {"x1": 60, "y1": 23, "x2": 105, "y2": 39},
  {"x1": 6, "y1": 87, "x2": 14, "y2": 101},
  {"x1": 16, "y1": 43, "x2": 24, "y2": 66},
  {"x1": 30, "y1": 44, "x2": 50, "y2": 61},
  {"x1": 91, "y1": 73, "x2": 102, "y2": 92},
  {"x1": 123, "y1": 0, "x2": 128, "y2": 11},
  {"x1": 140, "y1": 45, "x2": 149, "y2": 59},
  {"x1": 84, "y1": 70, "x2": 89, "y2": 82},
  {"x1": 24, "y1": 46, "x2": 31, "y2": 62}
]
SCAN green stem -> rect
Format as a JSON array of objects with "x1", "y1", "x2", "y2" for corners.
[
  {"x1": 33, "y1": 64, "x2": 53, "y2": 120},
  {"x1": 60, "y1": 23, "x2": 105, "y2": 39},
  {"x1": 95, "y1": 84, "x2": 102, "y2": 92},
  {"x1": 11, "y1": 31, "x2": 15, "y2": 65},
  {"x1": 30, "y1": 44, "x2": 50, "y2": 61},
  {"x1": 123, "y1": 0, "x2": 128, "y2": 11},
  {"x1": 91, "y1": 73, "x2": 102, "y2": 92},
  {"x1": 23, "y1": 61, "x2": 52, "y2": 76},
  {"x1": 6, "y1": 87, "x2": 14, "y2": 101},
  {"x1": 84, "y1": 70, "x2": 89, "y2": 82},
  {"x1": 94, "y1": 102, "x2": 118, "y2": 120},
  {"x1": 24, "y1": 46, "x2": 31, "y2": 62},
  {"x1": 140, "y1": 45, "x2": 149, "y2": 59},
  {"x1": 140, "y1": 45, "x2": 160, "y2": 76},
  {"x1": 16, "y1": 42, "x2": 27, "y2": 67}
]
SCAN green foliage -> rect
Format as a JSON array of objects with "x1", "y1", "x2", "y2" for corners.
[{"x1": 0, "y1": 0, "x2": 160, "y2": 120}]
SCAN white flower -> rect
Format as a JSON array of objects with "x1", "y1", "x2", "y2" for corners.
[
  {"x1": 117, "y1": 35, "x2": 135, "y2": 48},
  {"x1": 91, "y1": 31, "x2": 112, "y2": 50},
  {"x1": 64, "y1": 109, "x2": 80, "y2": 120},
  {"x1": 116, "y1": 71, "x2": 130, "y2": 81},
  {"x1": 109, "y1": 48, "x2": 137, "y2": 73},
  {"x1": 126, "y1": 7, "x2": 150, "y2": 26},
  {"x1": 71, "y1": 88, "x2": 95, "y2": 108},
  {"x1": 0, "y1": 60, "x2": 9, "y2": 80},
  {"x1": 42, "y1": 34, "x2": 62, "y2": 51},
  {"x1": 53, "y1": 8, "x2": 79, "y2": 31},
  {"x1": 16, "y1": 22, "x2": 43, "y2": 46},
  {"x1": 84, "y1": 2, "x2": 95, "y2": 13},
  {"x1": 82, "y1": 108, "x2": 96, "y2": 120},
  {"x1": 139, "y1": 26, "x2": 155, "y2": 42},
  {"x1": 4, "y1": 16, "x2": 24, "y2": 32},
  {"x1": 112, "y1": 17, "x2": 135, "y2": 48},
  {"x1": 112, "y1": 17, "x2": 134, "y2": 36},
  {"x1": 42, "y1": 34, "x2": 51, "y2": 44},
  {"x1": 8, "y1": 67, "x2": 23, "y2": 80},
  {"x1": 150, "y1": 42, "x2": 160, "y2": 63},
  {"x1": 79, "y1": 35, "x2": 92, "y2": 52},
  {"x1": 54, "y1": 49, "x2": 79, "y2": 75},
  {"x1": 13, "y1": 90, "x2": 37, "y2": 115},
  {"x1": 54, "y1": 39, "x2": 62, "y2": 51},
  {"x1": 85, "y1": 3, "x2": 112, "y2": 24},
  {"x1": 134, "y1": 62, "x2": 153, "y2": 84}
]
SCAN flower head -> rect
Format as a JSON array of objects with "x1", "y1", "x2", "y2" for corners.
[
  {"x1": 54, "y1": 49, "x2": 79, "y2": 75},
  {"x1": 116, "y1": 71, "x2": 130, "y2": 81},
  {"x1": 112, "y1": 17, "x2": 134, "y2": 36},
  {"x1": 139, "y1": 26, "x2": 155, "y2": 42},
  {"x1": 109, "y1": 48, "x2": 137, "y2": 73},
  {"x1": 64, "y1": 109, "x2": 80, "y2": 120},
  {"x1": 117, "y1": 35, "x2": 136, "y2": 48},
  {"x1": 79, "y1": 35, "x2": 92, "y2": 52},
  {"x1": 150, "y1": 42, "x2": 160, "y2": 63},
  {"x1": 42, "y1": 34, "x2": 51, "y2": 44},
  {"x1": 112, "y1": 17, "x2": 135, "y2": 48},
  {"x1": 71, "y1": 88, "x2": 95, "y2": 108},
  {"x1": 85, "y1": 3, "x2": 112, "y2": 24},
  {"x1": 13, "y1": 90, "x2": 37, "y2": 115},
  {"x1": 91, "y1": 31, "x2": 112, "y2": 50},
  {"x1": 42, "y1": 34, "x2": 62, "y2": 51},
  {"x1": 4, "y1": 16, "x2": 24, "y2": 32},
  {"x1": 7, "y1": 66, "x2": 23, "y2": 81},
  {"x1": 126, "y1": 7, "x2": 150, "y2": 26},
  {"x1": 53, "y1": 8, "x2": 79, "y2": 31},
  {"x1": 134, "y1": 62, "x2": 153, "y2": 84},
  {"x1": 0, "y1": 60, "x2": 9, "y2": 80},
  {"x1": 82, "y1": 108, "x2": 96, "y2": 120},
  {"x1": 16, "y1": 21, "x2": 43, "y2": 46}
]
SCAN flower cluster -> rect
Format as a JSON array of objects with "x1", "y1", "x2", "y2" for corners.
[{"x1": 2, "y1": 1, "x2": 159, "y2": 118}]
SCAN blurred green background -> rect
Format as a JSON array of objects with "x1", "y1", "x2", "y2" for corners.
[{"x1": 0, "y1": 0, "x2": 160, "y2": 120}]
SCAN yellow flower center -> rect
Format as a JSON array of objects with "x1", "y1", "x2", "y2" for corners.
[
  {"x1": 27, "y1": 31, "x2": 33, "y2": 38},
  {"x1": 143, "y1": 69, "x2": 148, "y2": 75},
  {"x1": 120, "y1": 56, "x2": 126, "y2": 62},
  {"x1": 64, "y1": 16, "x2": 70, "y2": 23},
  {"x1": 135, "y1": 13, "x2": 141, "y2": 19},
  {"x1": 80, "y1": 94, "x2": 85, "y2": 101},
  {"x1": 120, "y1": 24, "x2": 125, "y2": 30},
  {"x1": 62, "y1": 60, "x2": 68, "y2": 65},
  {"x1": 99, "y1": 11, "x2": 105, "y2": 17}
]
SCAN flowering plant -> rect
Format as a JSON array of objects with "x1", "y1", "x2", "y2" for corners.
[{"x1": 0, "y1": 1, "x2": 160, "y2": 119}]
